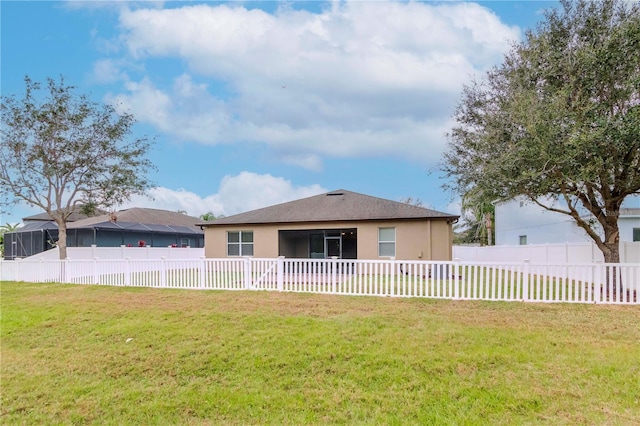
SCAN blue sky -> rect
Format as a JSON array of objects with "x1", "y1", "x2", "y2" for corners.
[{"x1": 1, "y1": 0, "x2": 558, "y2": 225}]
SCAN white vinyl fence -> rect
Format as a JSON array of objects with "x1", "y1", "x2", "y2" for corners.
[
  {"x1": 2, "y1": 257, "x2": 638, "y2": 305},
  {"x1": 22, "y1": 245, "x2": 205, "y2": 261},
  {"x1": 454, "y1": 241, "x2": 640, "y2": 263}
]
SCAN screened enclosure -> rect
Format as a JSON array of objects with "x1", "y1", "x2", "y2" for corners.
[
  {"x1": 3, "y1": 221, "x2": 204, "y2": 260},
  {"x1": 3, "y1": 222, "x2": 59, "y2": 260}
]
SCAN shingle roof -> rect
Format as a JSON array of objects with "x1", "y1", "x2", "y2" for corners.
[
  {"x1": 201, "y1": 190, "x2": 458, "y2": 226},
  {"x1": 23, "y1": 206, "x2": 107, "y2": 222},
  {"x1": 67, "y1": 208, "x2": 202, "y2": 232},
  {"x1": 621, "y1": 208, "x2": 640, "y2": 216},
  {"x1": 8, "y1": 221, "x2": 59, "y2": 232}
]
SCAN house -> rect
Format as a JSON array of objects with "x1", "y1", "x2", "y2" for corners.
[
  {"x1": 3, "y1": 207, "x2": 204, "y2": 260},
  {"x1": 199, "y1": 190, "x2": 459, "y2": 260},
  {"x1": 494, "y1": 195, "x2": 640, "y2": 245}
]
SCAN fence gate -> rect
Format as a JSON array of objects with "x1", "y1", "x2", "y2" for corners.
[{"x1": 249, "y1": 258, "x2": 281, "y2": 290}]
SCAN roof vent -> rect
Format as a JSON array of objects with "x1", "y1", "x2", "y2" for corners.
[{"x1": 327, "y1": 191, "x2": 344, "y2": 196}]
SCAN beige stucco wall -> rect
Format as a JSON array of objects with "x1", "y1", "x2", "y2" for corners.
[{"x1": 204, "y1": 219, "x2": 454, "y2": 260}]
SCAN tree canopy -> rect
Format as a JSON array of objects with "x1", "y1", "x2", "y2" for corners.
[
  {"x1": 0, "y1": 76, "x2": 155, "y2": 259},
  {"x1": 456, "y1": 194, "x2": 495, "y2": 247},
  {"x1": 0, "y1": 223, "x2": 20, "y2": 258},
  {"x1": 199, "y1": 212, "x2": 217, "y2": 221},
  {"x1": 442, "y1": 0, "x2": 640, "y2": 262}
]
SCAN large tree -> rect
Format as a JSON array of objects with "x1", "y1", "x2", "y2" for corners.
[
  {"x1": 1, "y1": 76, "x2": 155, "y2": 259},
  {"x1": 443, "y1": 0, "x2": 640, "y2": 263}
]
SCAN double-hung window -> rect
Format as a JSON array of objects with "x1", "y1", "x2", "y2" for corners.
[
  {"x1": 227, "y1": 231, "x2": 254, "y2": 256},
  {"x1": 378, "y1": 227, "x2": 395, "y2": 257}
]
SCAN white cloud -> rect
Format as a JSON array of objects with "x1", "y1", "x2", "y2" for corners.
[
  {"x1": 105, "y1": 74, "x2": 234, "y2": 145},
  {"x1": 107, "y1": 72, "x2": 458, "y2": 166},
  {"x1": 91, "y1": 59, "x2": 128, "y2": 84},
  {"x1": 106, "y1": 77, "x2": 174, "y2": 130},
  {"x1": 101, "y1": 1, "x2": 520, "y2": 168},
  {"x1": 119, "y1": 171, "x2": 326, "y2": 217},
  {"x1": 123, "y1": 187, "x2": 224, "y2": 217},
  {"x1": 280, "y1": 153, "x2": 323, "y2": 172}
]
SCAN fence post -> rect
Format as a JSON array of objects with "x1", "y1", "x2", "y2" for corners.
[
  {"x1": 620, "y1": 241, "x2": 626, "y2": 263},
  {"x1": 244, "y1": 258, "x2": 252, "y2": 290},
  {"x1": 12, "y1": 259, "x2": 19, "y2": 282},
  {"x1": 594, "y1": 260, "x2": 603, "y2": 304},
  {"x1": 331, "y1": 256, "x2": 337, "y2": 293},
  {"x1": 93, "y1": 257, "x2": 99, "y2": 285},
  {"x1": 277, "y1": 256, "x2": 284, "y2": 292},
  {"x1": 389, "y1": 258, "x2": 395, "y2": 296},
  {"x1": 60, "y1": 259, "x2": 66, "y2": 284},
  {"x1": 160, "y1": 257, "x2": 167, "y2": 288},
  {"x1": 125, "y1": 258, "x2": 131, "y2": 287},
  {"x1": 453, "y1": 258, "x2": 460, "y2": 299},
  {"x1": 199, "y1": 257, "x2": 206, "y2": 289},
  {"x1": 522, "y1": 259, "x2": 530, "y2": 302},
  {"x1": 545, "y1": 244, "x2": 549, "y2": 263}
]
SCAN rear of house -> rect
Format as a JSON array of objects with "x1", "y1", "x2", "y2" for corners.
[{"x1": 200, "y1": 190, "x2": 458, "y2": 261}]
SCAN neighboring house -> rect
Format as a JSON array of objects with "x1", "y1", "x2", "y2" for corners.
[
  {"x1": 494, "y1": 195, "x2": 640, "y2": 245},
  {"x1": 199, "y1": 190, "x2": 459, "y2": 260},
  {"x1": 3, "y1": 208, "x2": 204, "y2": 260}
]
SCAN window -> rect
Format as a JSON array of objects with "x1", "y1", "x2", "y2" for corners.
[
  {"x1": 378, "y1": 227, "x2": 395, "y2": 257},
  {"x1": 633, "y1": 228, "x2": 640, "y2": 242},
  {"x1": 227, "y1": 231, "x2": 254, "y2": 256},
  {"x1": 519, "y1": 235, "x2": 527, "y2": 245}
]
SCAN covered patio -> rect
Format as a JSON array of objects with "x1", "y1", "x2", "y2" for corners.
[{"x1": 278, "y1": 228, "x2": 357, "y2": 259}]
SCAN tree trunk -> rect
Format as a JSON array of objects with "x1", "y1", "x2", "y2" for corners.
[
  {"x1": 600, "y1": 218, "x2": 621, "y2": 300},
  {"x1": 484, "y1": 212, "x2": 493, "y2": 246},
  {"x1": 56, "y1": 221, "x2": 68, "y2": 260},
  {"x1": 601, "y1": 219, "x2": 620, "y2": 264}
]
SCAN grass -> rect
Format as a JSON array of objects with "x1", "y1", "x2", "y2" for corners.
[{"x1": 2, "y1": 281, "x2": 640, "y2": 425}]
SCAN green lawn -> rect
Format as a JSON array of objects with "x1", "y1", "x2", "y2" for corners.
[{"x1": 2, "y1": 281, "x2": 639, "y2": 425}]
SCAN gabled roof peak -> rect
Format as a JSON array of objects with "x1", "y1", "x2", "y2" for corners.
[{"x1": 202, "y1": 189, "x2": 458, "y2": 226}]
